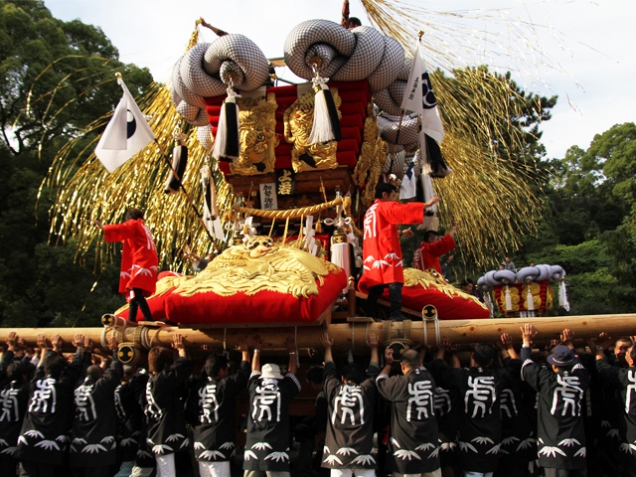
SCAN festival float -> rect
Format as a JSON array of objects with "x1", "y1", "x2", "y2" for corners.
[{"x1": 4, "y1": 2, "x2": 635, "y2": 362}]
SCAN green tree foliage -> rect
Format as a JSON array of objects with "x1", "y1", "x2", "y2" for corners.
[
  {"x1": 516, "y1": 122, "x2": 636, "y2": 315},
  {"x1": 0, "y1": 0, "x2": 153, "y2": 327}
]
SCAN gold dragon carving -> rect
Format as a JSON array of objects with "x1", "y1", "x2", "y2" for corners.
[
  {"x1": 283, "y1": 88, "x2": 342, "y2": 173},
  {"x1": 172, "y1": 236, "x2": 341, "y2": 299},
  {"x1": 229, "y1": 92, "x2": 279, "y2": 175},
  {"x1": 403, "y1": 268, "x2": 488, "y2": 309},
  {"x1": 353, "y1": 103, "x2": 388, "y2": 207}
]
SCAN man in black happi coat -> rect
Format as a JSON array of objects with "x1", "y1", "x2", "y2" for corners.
[
  {"x1": 190, "y1": 340, "x2": 251, "y2": 477},
  {"x1": 145, "y1": 333, "x2": 193, "y2": 477},
  {"x1": 69, "y1": 335, "x2": 122, "y2": 477},
  {"x1": 243, "y1": 337, "x2": 301, "y2": 477},
  {"x1": 16, "y1": 334, "x2": 83, "y2": 477},
  {"x1": 431, "y1": 337, "x2": 521, "y2": 477},
  {"x1": 320, "y1": 332, "x2": 380, "y2": 477},
  {"x1": 594, "y1": 333, "x2": 636, "y2": 477},
  {"x1": 520, "y1": 324, "x2": 590, "y2": 477},
  {"x1": 0, "y1": 332, "x2": 33, "y2": 477},
  {"x1": 377, "y1": 347, "x2": 441, "y2": 477}
]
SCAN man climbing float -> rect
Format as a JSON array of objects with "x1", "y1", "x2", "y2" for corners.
[
  {"x1": 359, "y1": 183, "x2": 441, "y2": 321},
  {"x1": 95, "y1": 208, "x2": 158, "y2": 323}
]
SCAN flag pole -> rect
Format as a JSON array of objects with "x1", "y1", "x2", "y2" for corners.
[{"x1": 153, "y1": 139, "x2": 220, "y2": 251}]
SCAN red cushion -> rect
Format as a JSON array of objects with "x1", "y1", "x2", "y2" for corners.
[{"x1": 164, "y1": 271, "x2": 347, "y2": 325}]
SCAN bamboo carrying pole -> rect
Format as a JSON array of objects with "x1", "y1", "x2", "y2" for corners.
[{"x1": 3, "y1": 314, "x2": 636, "y2": 356}]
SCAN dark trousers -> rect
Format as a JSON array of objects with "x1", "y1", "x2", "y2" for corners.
[
  {"x1": 0, "y1": 454, "x2": 17, "y2": 477},
  {"x1": 19, "y1": 460, "x2": 56, "y2": 477},
  {"x1": 367, "y1": 282, "x2": 404, "y2": 320},
  {"x1": 70, "y1": 466, "x2": 110, "y2": 477},
  {"x1": 128, "y1": 288, "x2": 153, "y2": 322},
  {"x1": 544, "y1": 469, "x2": 588, "y2": 477}
]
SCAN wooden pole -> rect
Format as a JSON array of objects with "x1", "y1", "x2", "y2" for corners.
[{"x1": 3, "y1": 314, "x2": 636, "y2": 355}]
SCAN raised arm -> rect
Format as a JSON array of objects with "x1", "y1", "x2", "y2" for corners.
[
  {"x1": 172, "y1": 334, "x2": 187, "y2": 359},
  {"x1": 321, "y1": 332, "x2": 334, "y2": 363},
  {"x1": 520, "y1": 324, "x2": 537, "y2": 361},
  {"x1": 367, "y1": 333, "x2": 379, "y2": 366},
  {"x1": 380, "y1": 346, "x2": 394, "y2": 376},
  {"x1": 237, "y1": 339, "x2": 251, "y2": 364},
  {"x1": 501, "y1": 333, "x2": 519, "y2": 360},
  {"x1": 252, "y1": 336, "x2": 263, "y2": 373}
]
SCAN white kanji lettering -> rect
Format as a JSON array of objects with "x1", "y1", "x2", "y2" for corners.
[
  {"x1": 407, "y1": 380, "x2": 434, "y2": 422},
  {"x1": 434, "y1": 386, "x2": 451, "y2": 417},
  {"x1": 551, "y1": 374, "x2": 584, "y2": 417},
  {"x1": 626, "y1": 370, "x2": 636, "y2": 414},
  {"x1": 465, "y1": 376, "x2": 496, "y2": 418},
  {"x1": 332, "y1": 385, "x2": 364, "y2": 425},
  {"x1": 0, "y1": 387, "x2": 20, "y2": 422},
  {"x1": 500, "y1": 389, "x2": 518, "y2": 419},
  {"x1": 363, "y1": 203, "x2": 379, "y2": 240},
  {"x1": 144, "y1": 382, "x2": 163, "y2": 420},
  {"x1": 252, "y1": 381, "x2": 281, "y2": 423},
  {"x1": 74, "y1": 382, "x2": 97, "y2": 422},
  {"x1": 29, "y1": 378, "x2": 57, "y2": 414},
  {"x1": 199, "y1": 380, "x2": 219, "y2": 424}
]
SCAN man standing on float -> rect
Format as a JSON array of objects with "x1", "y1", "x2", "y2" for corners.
[{"x1": 359, "y1": 183, "x2": 441, "y2": 321}]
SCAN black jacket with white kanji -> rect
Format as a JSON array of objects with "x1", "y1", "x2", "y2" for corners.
[
  {"x1": 243, "y1": 371, "x2": 301, "y2": 472},
  {"x1": 16, "y1": 350, "x2": 82, "y2": 465},
  {"x1": 114, "y1": 369, "x2": 149, "y2": 462},
  {"x1": 0, "y1": 350, "x2": 32, "y2": 457},
  {"x1": 190, "y1": 360, "x2": 250, "y2": 462},
  {"x1": 144, "y1": 357, "x2": 193, "y2": 456},
  {"x1": 376, "y1": 366, "x2": 441, "y2": 475},
  {"x1": 322, "y1": 361, "x2": 379, "y2": 470},
  {"x1": 596, "y1": 360, "x2": 636, "y2": 456},
  {"x1": 521, "y1": 353, "x2": 590, "y2": 470},
  {"x1": 69, "y1": 358, "x2": 123, "y2": 467},
  {"x1": 430, "y1": 359, "x2": 520, "y2": 473}
]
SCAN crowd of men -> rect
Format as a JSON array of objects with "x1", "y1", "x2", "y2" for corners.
[{"x1": 1, "y1": 327, "x2": 635, "y2": 477}]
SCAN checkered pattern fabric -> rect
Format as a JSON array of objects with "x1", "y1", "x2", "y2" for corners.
[
  {"x1": 172, "y1": 58, "x2": 207, "y2": 109},
  {"x1": 377, "y1": 113, "x2": 420, "y2": 145},
  {"x1": 192, "y1": 108, "x2": 210, "y2": 127},
  {"x1": 332, "y1": 26, "x2": 385, "y2": 81},
  {"x1": 177, "y1": 100, "x2": 201, "y2": 122},
  {"x1": 197, "y1": 125, "x2": 213, "y2": 152},
  {"x1": 368, "y1": 36, "x2": 405, "y2": 92},
  {"x1": 304, "y1": 44, "x2": 341, "y2": 77},
  {"x1": 202, "y1": 34, "x2": 269, "y2": 91},
  {"x1": 219, "y1": 61, "x2": 246, "y2": 87},
  {"x1": 284, "y1": 20, "x2": 356, "y2": 80},
  {"x1": 373, "y1": 88, "x2": 402, "y2": 116},
  {"x1": 383, "y1": 148, "x2": 406, "y2": 174},
  {"x1": 180, "y1": 43, "x2": 226, "y2": 97}
]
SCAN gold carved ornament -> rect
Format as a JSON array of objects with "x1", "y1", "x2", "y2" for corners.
[
  {"x1": 403, "y1": 268, "x2": 488, "y2": 310},
  {"x1": 227, "y1": 92, "x2": 279, "y2": 176},
  {"x1": 283, "y1": 88, "x2": 342, "y2": 173},
  {"x1": 172, "y1": 236, "x2": 341, "y2": 299},
  {"x1": 521, "y1": 282, "x2": 542, "y2": 310},
  {"x1": 352, "y1": 103, "x2": 388, "y2": 207}
]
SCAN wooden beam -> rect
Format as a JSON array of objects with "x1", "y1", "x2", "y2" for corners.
[{"x1": 2, "y1": 314, "x2": 635, "y2": 355}]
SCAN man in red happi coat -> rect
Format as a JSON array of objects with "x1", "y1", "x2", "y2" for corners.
[
  {"x1": 95, "y1": 208, "x2": 158, "y2": 322},
  {"x1": 412, "y1": 223, "x2": 458, "y2": 274},
  {"x1": 359, "y1": 183, "x2": 441, "y2": 321}
]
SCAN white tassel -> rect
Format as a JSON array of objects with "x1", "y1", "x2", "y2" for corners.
[
  {"x1": 200, "y1": 166, "x2": 224, "y2": 240},
  {"x1": 418, "y1": 160, "x2": 439, "y2": 230},
  {"x1": 504, "y1": 285, "x2": 513, "y2": 312},
  {"x1": 484, "y1": 293, "x2": 494, "y2": 317},
  {"x1": 559, "y1": 281, "x2": 570, "y2": 312},
  {"x1": 309, "y1": 70, "x2": 340, "y2": 144},
  {"x1": 212, "y1": 85, "x2": 240, "y2": 162},
  {"x1": 526, "y1": 285, "x2": 535, "y2": 311},
  {"x1": 330, "y1": 241, "x2": 351, "y2": 294}
]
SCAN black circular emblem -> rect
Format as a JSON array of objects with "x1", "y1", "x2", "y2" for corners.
[
  {"x1": 422, "y1": 305, "x2": 437, "y2": 318},
  {"x1": 119, "y1": 346, "x2": 134, "y2": 363},
  {"x1": 126, "y1": 110, "x2": 137, "y2": 138},
  {"x1": 420, "y1": 72, "x2": 437, "y2": 110}
]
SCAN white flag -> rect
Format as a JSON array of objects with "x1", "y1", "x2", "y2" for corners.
[
  {"x1": 94, "y1": 77, "x2": 155, "y2": 173},
  {"x1": 401, "y1": 40, "x2": 445, "y2": 145}
]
